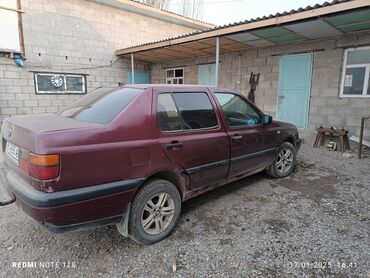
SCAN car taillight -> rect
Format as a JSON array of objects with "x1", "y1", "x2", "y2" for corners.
[{"x1": 21, "y1": 153, "x2": 60, "y2": 180}]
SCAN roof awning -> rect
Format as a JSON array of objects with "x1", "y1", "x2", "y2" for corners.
[{"x1": 115, "y1": 0, "x2": 370, "y2": 63}]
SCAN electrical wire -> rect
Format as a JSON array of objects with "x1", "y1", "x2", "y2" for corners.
[
  {"x1": 0, "y1": 56, "x2": 124, "y2": 71},
  {"x1": 168, "y1": 0, "x2": 247, "y2": 5}
]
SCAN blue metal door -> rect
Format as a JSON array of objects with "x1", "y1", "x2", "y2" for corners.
[
  {"x1": 198, "y1": 64, "x2": 216, "y2": 85},
  {"x1": 277, "y1": 53, "x2": 312, "y2": 130},
  {"x1": 127, "y1": 71, "x2": 150, "y2": 84}
]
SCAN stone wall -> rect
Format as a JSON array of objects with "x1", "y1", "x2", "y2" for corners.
[
  {"x1": 0, "y1": 0, "x2": 199, "y2": 121},
  {"x1": 151, "y1": 31, "x2": 370, "y2": 139}
]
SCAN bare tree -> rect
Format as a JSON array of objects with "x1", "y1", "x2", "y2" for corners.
[
  {"x1": 139, "y1": 0, "x2": 171, "y2": 10},
  {"x1": 139, "y1": 0, "x2": 204, "y2": 20},
  {"x1": 177, "y1": 0, "x2": 204, "y2": 20}
]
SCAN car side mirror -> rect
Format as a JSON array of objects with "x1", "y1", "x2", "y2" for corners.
[{"x1": 262, "y1": 114, "x2": 273, "y2": 124}]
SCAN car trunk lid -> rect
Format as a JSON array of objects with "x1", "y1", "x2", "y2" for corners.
[
  {"x1": 1, "y1": 115, "x2": 102, "y2": 191},
  {"x1": 2, "y1": 114, "x2": 101, "y2": 153}
]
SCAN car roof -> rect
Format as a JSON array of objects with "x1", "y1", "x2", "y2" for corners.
[{"x1": 122, "y1": 84, "x2": 233, "y2": 92}]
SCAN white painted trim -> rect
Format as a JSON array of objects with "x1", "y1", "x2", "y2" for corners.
[
  {"x1": 364, "y1": 66, "x2": 370, "y2": 96},
  {"x1": 165, "y1": 67, "x2": 184, "y2": 84},
  {"x1": 306, "y1": 53, "x2": 314, "y2": 131},
  {"x1": 340, "y1": 46, "x2": 370, "y2": 98},
  {"x1": 346, "y1": 64, "x2": 370, "y2": 68}
]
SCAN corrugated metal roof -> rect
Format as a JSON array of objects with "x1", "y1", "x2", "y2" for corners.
[
  {"x1": 116, "y1": 0, "x2": 370, "y2": 62},
  {"x1": 122, "y1": 0, "x2": 354, "y2": 50}
]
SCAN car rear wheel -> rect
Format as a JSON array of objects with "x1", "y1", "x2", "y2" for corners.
[
  {"x1": 128, "y1": 179, "x2": 181, "y2": 245},
  {"x1": 266, "y1": 142, "x2": 296, "y2": 178}
]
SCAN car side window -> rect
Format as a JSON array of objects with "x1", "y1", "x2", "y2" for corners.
[
  {"x1": 172, "y1": 92, "x2": 218, "y2": 130},
  {"x1": 215, "y1": 93, "x2": 262, "y2": 127},
  {"x1": 157, "y1": 93, "x2": 183, "y2": 132},
  {"x1": 157, "y1": 92, "x2": 218, "y2": 132}
]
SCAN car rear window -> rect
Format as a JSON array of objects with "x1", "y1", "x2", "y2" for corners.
[{"x1": 58, "y1": 87, "x2": 142, "y2": 124}]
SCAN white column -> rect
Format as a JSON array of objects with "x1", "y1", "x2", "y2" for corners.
[
  {"x1": 131, "y1": 53, "x2": 135, "y2": 84},
  {"x1": 215, "y1": 37, "x2": 220, "y2": 86}
]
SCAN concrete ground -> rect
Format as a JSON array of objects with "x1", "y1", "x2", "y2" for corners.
[{"x1": 0, "y1": 134, "x2": 369, "y2": 278}]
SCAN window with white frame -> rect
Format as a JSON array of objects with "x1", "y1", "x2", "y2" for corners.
[
  {"x1": 0, "y1": 0, "x2": 23, "y2": 52},
  {"x1": 34, "y1": 73, "x2": 87, "y2": 94},
  {"x1": 340, "y1": 47, "x2": 370, "y2": 97},
  {"x1": 166, "y1": 68, "x2": 184, "y2": 84}
]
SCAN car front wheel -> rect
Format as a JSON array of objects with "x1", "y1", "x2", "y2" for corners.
[
  {"x1": 266, "y1": 142, "x2": 296, "y2": 178},
  {"x1": 128, "y1": 179, "x2": 181, "y2": 245}
]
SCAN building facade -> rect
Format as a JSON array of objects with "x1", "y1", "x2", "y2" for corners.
[{"x1": 0, "y1": 0, "x2": 211, "y2": 121}]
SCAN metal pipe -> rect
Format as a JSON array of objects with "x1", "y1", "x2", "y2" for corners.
[
  {"x1": 358, "y1": 116, "x2": 369, "y2": 159},
  {"x1": 215, "y1": 36, "x2": 220, "y2": 86},
  {"x1": 131, "y1": 53, "x2": 135, "y2": 84}
]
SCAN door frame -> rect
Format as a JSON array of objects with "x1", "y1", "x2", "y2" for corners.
[{"x1": 276, "y1": 52, "x2": 313, "y2": 130}]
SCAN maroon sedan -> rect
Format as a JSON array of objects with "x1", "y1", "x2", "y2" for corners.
[{"x1": 1, "y1": 85, "x2": 301, "y2": 244}]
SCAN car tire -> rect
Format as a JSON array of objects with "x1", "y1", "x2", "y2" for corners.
[
  {"x1": 128, "y1": 179, "x2": 181, "y2": 245},
  {"x1": 266, "y1": 142, "x2": 296, "y2": 178}
]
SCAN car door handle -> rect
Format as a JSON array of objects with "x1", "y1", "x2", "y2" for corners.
[
  {"x1": 165, "y1": 141, "x2": 183, "y2": 149},
  {"x1": 231, "y1": 134, "x2": 242, "y2": 141}
]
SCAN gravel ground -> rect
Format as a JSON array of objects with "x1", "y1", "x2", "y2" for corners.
[{"x1": 0, "y1": 133, "x2": 369, "y2": 278}]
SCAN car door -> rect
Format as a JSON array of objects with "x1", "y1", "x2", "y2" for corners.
[
  {"x1": 214, "y1": 92, "x2": 277, "y2": 178},
  {"x1": 154, "y1": 87, "x2": 230, "y2": 190}
]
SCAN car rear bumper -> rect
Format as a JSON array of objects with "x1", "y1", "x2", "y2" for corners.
[{"x1": 0, "y1": 161, "x2": 143, "y2": 232}]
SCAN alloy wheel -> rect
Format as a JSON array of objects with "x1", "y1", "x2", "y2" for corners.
[
  {"x1": 276, "y1": 148, "x2": 294, "y2": 175},
  {"x1": 141, "y1": 192, "x2": 175, "y2": 235}
]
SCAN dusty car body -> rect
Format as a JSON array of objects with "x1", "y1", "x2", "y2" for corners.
[{"x1": 0, "y1": 85, "x2": 301, "y2": 244}]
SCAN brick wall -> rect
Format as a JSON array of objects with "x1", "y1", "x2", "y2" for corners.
[
  {"x1": 0, "y1": 0, "x2": 198, "y2": 121},
  {"x1": 151, "y1": 31, "x2": 370, "y2": 139}
]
